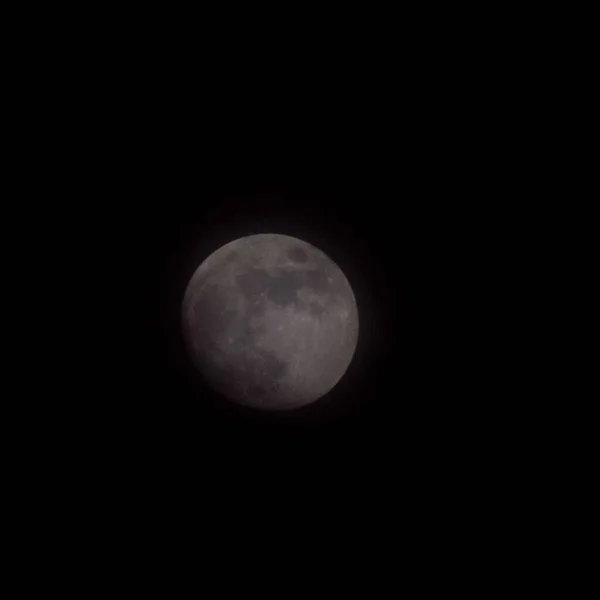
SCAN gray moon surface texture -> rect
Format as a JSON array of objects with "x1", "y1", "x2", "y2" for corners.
[{"x1": 181, "y1": 234, "x2": 359, "y2": 411}]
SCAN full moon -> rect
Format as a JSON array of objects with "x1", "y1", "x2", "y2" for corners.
[{"x1": 181, "y1": 234, "x2": 359, "y2": 411}]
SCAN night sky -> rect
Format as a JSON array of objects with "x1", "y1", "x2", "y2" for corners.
[
  {"x1": 60, "y1": 79, "x2": 504, "y2": 569},
  {"x1": 23, "y1": 14, "x2": 530, "y2": 586},
  {"x1": 115, "y1": 155, "x2": 478, "y2": 498}
]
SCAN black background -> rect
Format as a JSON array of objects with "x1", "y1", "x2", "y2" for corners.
[
  {"x1": 39, "y1": 40, "x2": 512, "y2": 575},
  {"x1": 70, "y1": 85, "x2": 496, "y2": 516},
  {"x1": 97, "y1": 128, "x2": 488, "y2": 516},
  {"x1": 11, "y1": 10, "x2": 552, "y2": 588}
]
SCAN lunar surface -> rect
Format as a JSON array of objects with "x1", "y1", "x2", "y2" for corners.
[{"x1": 181, "y1": 234, "x2": 359, "y2": 410}]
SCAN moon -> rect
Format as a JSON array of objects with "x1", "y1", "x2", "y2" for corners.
[{"x1": 181, "y1": 234, "x2": 359, "y2": 411}]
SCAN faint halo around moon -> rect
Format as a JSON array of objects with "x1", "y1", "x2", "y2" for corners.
[{"x1": 181, "y1": 233, "x2": 359, "y2": 411}]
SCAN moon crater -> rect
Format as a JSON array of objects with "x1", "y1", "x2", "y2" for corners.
[{"x1": 288, "y1": 246, "x2": 308, "y2": 263}]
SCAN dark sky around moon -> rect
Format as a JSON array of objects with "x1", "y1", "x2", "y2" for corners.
[
  {"x1": 109, "y1": 176, "x2": 488, "y2": 541},
  {"x1": 43, "y1": 31, "x2": 512, "y2": 566},
  {"x1": 81, "y1": 164, "x2": 486, "y2": 493},
  {"x1": 49, "y1": 120, "x2": 506, "y2": 574},
  {"x1": 142, "y1": 184, "x2": 456, "y2": 443},
  {"x1": 62, "y1": 60, "x2": 499, "y2": 536}
]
